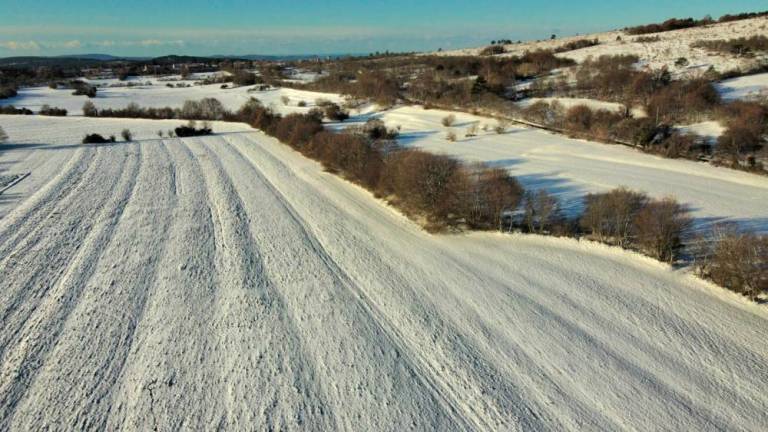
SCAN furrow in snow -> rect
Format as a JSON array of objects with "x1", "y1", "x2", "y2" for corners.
[
  {"x1": 0, "y1": 142, "x2": 141, "y2": 428},
  {"x1": 5, "y1": 140, "x2": 177, "y2": 430}
]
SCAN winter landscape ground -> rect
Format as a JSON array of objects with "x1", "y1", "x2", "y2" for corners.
[
  {"x1": 1, "y1": 3, "x2": 768, "y2": 431},
  {"x1": 1, "y1": 115, "x2": 767, "y2": 430}
]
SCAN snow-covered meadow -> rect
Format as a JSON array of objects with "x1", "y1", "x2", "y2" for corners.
[{"x1": 0, "y1": 114, "x2": 767, "y2": 430}]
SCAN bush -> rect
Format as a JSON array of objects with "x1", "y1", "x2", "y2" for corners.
[
  {"x1": 581, "y1": 187, "x2": 648, "y2": 247},
  {"x1": 324, "y1": 103, "x2": 350, "y2": 121},
  {"x1": 633, "y1": 197, "x2": 692, "y2": 262},
  {"x1": 121, "y1": 129, "x2": 133, "y2": 142},
  {"x1": 378, "y1": 149, "x2": 470, "y2": 227},
  {"x1": 82, "y1": 100, "x2": 98, "y2": 117},
  {"x1": 232, "y1": 70, "x2": 258, "y2": 86},
  {"x1": 72, "y1": 82, "x2": 97, "y2": 98},
  {"x1": 39, "y1": 105, "x2": 67, "y2": 116},
  {"x1": 446, "y1": 130, "x2": 457, "y2": 142},
  {"x1": 554, "y1": 38, "x2": 599, "y2": 53},
  {"x1": 298, "y1": 100, "x2": 307, "y2": 107},
  {"x1": 441, "y1": 114, "x2": 456, "y2": 127},
  {"x1": 480, "y1": 45, "x2": 506, "y2": 56},
  {"x1": 466, "y1": 167, "x2": 524, "y2": 230},
  {"x1": 0, "y1": 86, "x2": 18, "y2": 99},
  {"x1": 705, "y1": 231, "x2": 768, "y2": 300},
  {"x1": 175, "y1": 123, "x2": 213, "y2": 137},
  {"x1": 82, "y1": 134, "x2": 115, "y2": 144},
  {"x1": 523, "y1": 190, "x2": 561, "y2": 233},
  {"x1": 0, "y1": 126, "x2": 7, "y2": 143},
  {"x1": 0, "y1": 105, "x2": 33, "y2": 115},
  {"x1": 692, "y1": 36, "x2": 768, "y2": 56}
]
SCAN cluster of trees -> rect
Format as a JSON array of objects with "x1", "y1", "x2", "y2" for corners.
[
  {"x1": 83, "y1": 98, "x2": 229, "y2": 121},
  {"x1": 291, "y1": 51, "x2": 574, "y2": 109},
  {"x1": 519, "y1": 101, "x2": 705, "y2": 159},
  {"x1": 692, "y1": 35, "x2": 768, "y2": 56}
]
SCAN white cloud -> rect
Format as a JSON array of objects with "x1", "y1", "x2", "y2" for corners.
[{"x1": 0, "y1": 40, "x2": 41, "y2": 51}]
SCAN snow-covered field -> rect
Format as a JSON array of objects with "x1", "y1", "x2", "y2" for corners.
[
  {"x1": 0, "y1": 115, "x2": 766, "y2": 430},
  {"x1": 717, "y1": 72, "x2": 768, "y2": 101},
  {"x1": 436, "y1": 17, "x2": 768, "y2": 75}
]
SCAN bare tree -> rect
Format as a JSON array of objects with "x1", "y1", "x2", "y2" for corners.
[
  {"x1": 704, "y1": 229, "x2": 768, "y2": 300},
  {"x1": 0, "y1": 126, "x2": 7, "y2": 143},
  {"x1": 581, "y1": 187, "x2": 648, "y2": 246},
  {"x1": 633, "y1": 197, "x2": 692, "y2": 262},
  {"x1": 524, "y1": 190, "x2": 560, "y2": 233}
]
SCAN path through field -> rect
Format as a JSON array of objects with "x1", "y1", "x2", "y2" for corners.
[{"x1": 0, "y1": 119, "x2": 766, "y2": 431}]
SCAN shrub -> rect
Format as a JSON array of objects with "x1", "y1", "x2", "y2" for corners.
[
  {"x1": 0, "y1": 105, "x2": 33, "y2": 115},
  {"x1": 705, "y1": 231, "x2": 768, "y2": 300},
  {"x1": 82, "y1": 100, "x2": 98, "y2": 117},
  {"x1": 554, "y1": 38, "x2": 599, "y2": 53},
  {"x1": 495, "y1": 119, "x2": 510, "y2": 134},
  {"x1": 480, "y1": 45, "x2": 506, "y2": 56},
  {"x1": 121, "y1": 129, "x2": 133, "y2": 142},
  {"x1": 466, "y1": 167, "x2": 524, "y2": 230},
  {"x1": 232, "y1": 70, "x2": 258, "y2": 86},
  {"x1": 0, "y1": 86, "x2": 18, "y2": 99},
  {"x1": 82, "y1": 134, "x2": 115, "y2": 144},
  {"x1": 298, "y1": 100, "x2": 307, "y2": 107},
  {"x1": 446, "y1": 130, "x2": 457, "y2": 142},
  {"x1": 175, "y1": 123, "x2": 213, "y2": 137},
  {"x1": 441, "y1": 114, "x2": 456, "y2": 127},
  {"x1": 39, "y1": 105, "x2": 67, "y2": 116},
  {"x1": 273, "y1": 113, "x2": 324, "y2": 148},
  {"x1": 0, "y1": 126, "x2": 7, "y2": 143},
  {"x1": 378, "y1": 149, "x2": 470, "y2": 228},
  {"x1": 309, "y1": 132, "x2": 383, "y2": 188},
  {"x1": 180, "y1": 98, "x2": 227, "y2": 120},
  {"x1": 580, "y1": 187, "x2": 649, "y2": 247},
  {"x1": 281, "y1": 95, "x2": 290, "y2": 105},
  {"x1": 523, "y1": 190, "x2": 560, "y2": 234},
  {"x1": 324, "y1": 103, "x2": 350, "y2": 121},
  {"x1": 72, "y1": 82, "x2": 97, "y2": 98},
  {"x1": 692, "y1": 36, "x2": 768, "y2": 56},
  {"x1": 633, "y1": 197, "x2": 692, "y2": 262}
]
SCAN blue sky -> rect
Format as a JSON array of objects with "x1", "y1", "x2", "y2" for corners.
[{"x1": 0, "y1": 0, "x2": 764, "y2": 56}]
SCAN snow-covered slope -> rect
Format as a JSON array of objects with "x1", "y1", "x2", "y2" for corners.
[
  {"x1": 436, "y1": 17, "x2": 768, "y2": 75},
  {"x1": 717, "y1": 72, "x2": 768, "y2": 100},
  {"x1": 0, "y1": 116, "x2": 766, "y2": 430}
]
